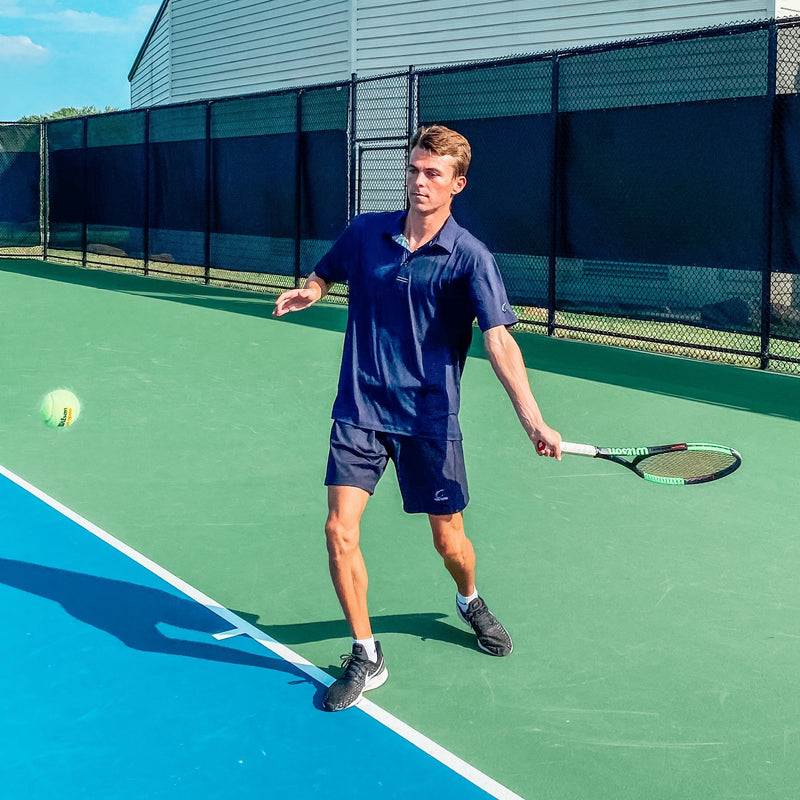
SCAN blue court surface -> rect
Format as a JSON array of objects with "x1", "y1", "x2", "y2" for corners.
[{"x1": 0, "y1": 466, "x2": 520, "y2": 800}]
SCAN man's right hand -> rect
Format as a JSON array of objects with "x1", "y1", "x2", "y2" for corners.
[
  {"x1": 273, "y1": 286, "x2": 321, "y2": 316},
  {"x1": 273, "y1": 274, "x2": 328, "y2": 316}
]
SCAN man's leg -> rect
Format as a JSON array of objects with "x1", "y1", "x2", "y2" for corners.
[
  {"x1": 323, "y1": 485, "x2": 388, "y2": 711},
  {"x1": 325, "y1": 485, "x2": 372, "y2": 639},
  {"x1": 429, "y1": 512, "x2": 513, "y2": 657},
  {"x1": 429, "y1": 511, "x2": 476, "y2": 596}
]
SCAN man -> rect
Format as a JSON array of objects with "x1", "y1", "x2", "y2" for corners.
[{"x1": 273, "y1": 125, "x2": 561, "y2": 712}]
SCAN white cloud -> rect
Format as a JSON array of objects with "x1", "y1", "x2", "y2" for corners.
[
  {"x1": 0, "y1": 32, "x2": 47, "y2": 61},
  {"x1": 34, "y1": 9, "x2": 127, "y2": 34},
  {"x1": 0, "y1": 1, "x2": 25, "y2": 17},
  {"x1": 0, "y1": 3, "x2": 158, "y2": 34},
  {"x1": 133, "y1": 4, "x2": 160, "y2": 26},
  {"x1": 0, "y1": 0, "x2": 59, "y2": 18}
]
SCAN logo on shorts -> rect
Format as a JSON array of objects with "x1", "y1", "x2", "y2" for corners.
[
  {"x1": 434, "y1": 489, "x2": 449, "y2": 502},
  {"x1": 502, "y1": 303, "x2": 508, "y2": 312}
]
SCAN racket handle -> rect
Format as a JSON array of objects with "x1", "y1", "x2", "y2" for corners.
[{"x1": 560, "y1": 441, "x2": 599, "y2": 457}]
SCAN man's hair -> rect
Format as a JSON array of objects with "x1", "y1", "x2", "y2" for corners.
[{"x1": 409, "y1": 125, "x2": 471, "y2": 178}]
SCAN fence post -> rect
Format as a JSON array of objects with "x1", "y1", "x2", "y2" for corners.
[
  {"x1": 40, "y1": 121, "x2": 48, "y2": 261},
  {"x1": 81, "y1": 116, "x2": 88, "y2": 268},
  {"x1": 143, "y1": 109, "x2": 151, "y2": 275},
  {"x1": 349, "y1": 73, "x2": 358, "y2": 222},
  {"x1": 204, "y1": 101, "x2": 212, "y2": 284},
  {"x1": 547, "y1": 54, "x2": 560, "y2": 337},
  {"x1": 295, "y1": 89, "x2": 304, "y2": 288},
  {"x1": 761, "y1": 21, "x2": 778, "y2": 370},
  {"x1": 407, "y1": 64, "x2": 417, "y2": 140}
]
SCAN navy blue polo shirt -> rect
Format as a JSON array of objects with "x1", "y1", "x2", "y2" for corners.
[{"x1": 314, "y1": 210, "x2": 518, "y2": 440}]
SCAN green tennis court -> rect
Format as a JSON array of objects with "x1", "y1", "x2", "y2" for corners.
[{"x1": 2, "y1": 257, "x2": 799, "y2": 799}]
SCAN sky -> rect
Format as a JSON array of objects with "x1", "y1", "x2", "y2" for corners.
[{"x1": 0, "y1": 0, "x2": 159, "y2": 120}]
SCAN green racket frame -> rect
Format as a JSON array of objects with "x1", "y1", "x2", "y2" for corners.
[{"x1": 560, "y1": 441, "x2": 742, "y2": 485}]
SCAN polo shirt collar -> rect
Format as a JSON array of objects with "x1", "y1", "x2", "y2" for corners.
[{"x1": 386, "y1": 210, "x2": 460, "y2": 254}]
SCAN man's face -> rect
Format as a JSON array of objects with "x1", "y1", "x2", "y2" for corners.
[{"x1": 405, "y1": 147, "x2": 466, "y2": 216}]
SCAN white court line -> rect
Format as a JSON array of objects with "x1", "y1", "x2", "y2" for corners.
[{"x1": 0, "y1": 462, "x2": 525, "y2": 800}]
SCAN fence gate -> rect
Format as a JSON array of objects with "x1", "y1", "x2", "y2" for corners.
[{"x1": 352, "y1": 72, "x2": 415, "y2": 215}]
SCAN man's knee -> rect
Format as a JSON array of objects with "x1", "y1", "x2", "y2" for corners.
[
  {"x1": 430, "y1": 514, "x2": 468, "y2": 559},
  {"x1": 325, "y1": 485, "x2": 369, "y2": 557},
  {"x1": 325, "y1": 515, "x2": 360, "y2": 557}
]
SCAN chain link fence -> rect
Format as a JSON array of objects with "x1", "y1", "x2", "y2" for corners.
[
  {"x1": 0, "y1": 122, "x2": 42, "y2": 257},
  {"x1": 1, "y1": 17, "x2": 799, "y2": 373}
]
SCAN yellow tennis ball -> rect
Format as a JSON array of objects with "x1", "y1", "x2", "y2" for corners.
[{"x1": 41, "y1": 389, "x2": 81, "y2": 428}]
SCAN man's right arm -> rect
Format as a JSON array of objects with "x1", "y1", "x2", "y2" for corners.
[
  {"x1": 272, "y1": 272, "x2": 330, "y2": 317},
  {"x1": 483, "y1": 324, "x2": 562, "y2": 459},
  {"x1": 274, "y1": 215, "x2": 359, "y2": 316}
]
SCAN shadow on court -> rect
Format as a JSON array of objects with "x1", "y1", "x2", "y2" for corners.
[
  {"x1": 0, "y1": 257, "x2": 287, "y2": 322},
  {"x1": 232, "y1": 609, "x2": 479, "y2": 656},
  {"x1": 0, "y1": 557, "x2": 313, "y2": 680},
  {"x1": 0, "y1": 556, "x2": 476, "y2": 694}
]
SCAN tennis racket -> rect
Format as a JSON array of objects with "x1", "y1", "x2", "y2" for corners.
[{"x1": 558, "y1": 441, "x2": 741, "y2": 485}]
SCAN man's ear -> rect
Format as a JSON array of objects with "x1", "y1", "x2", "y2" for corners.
[{"x1": 451, "y1": 175, "x2": 467, "y2": 196}]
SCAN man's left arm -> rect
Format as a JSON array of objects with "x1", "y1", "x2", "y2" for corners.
[{"x1": 483, "y1": 325, "x2": 562, "y2": 459}]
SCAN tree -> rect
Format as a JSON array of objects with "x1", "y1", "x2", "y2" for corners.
[{"x1": 17, "y1": 106, "x2": 118, "y2": 123}]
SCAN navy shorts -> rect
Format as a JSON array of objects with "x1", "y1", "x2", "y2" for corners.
[{"x1": 325, "y1": 421, "x2": 469, "y2": 515}]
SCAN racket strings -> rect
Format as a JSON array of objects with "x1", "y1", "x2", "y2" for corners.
[{"x1": 637, "y1": 449, "x2": 738, "y2": 479}]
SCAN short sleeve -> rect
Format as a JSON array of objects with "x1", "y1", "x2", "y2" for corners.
[
  {"x1": 470, "y1": 253, "x2": 519, "y2": 331},
  {"x1": 314, "y1": 217, "x2": 363, "y2": 285}
]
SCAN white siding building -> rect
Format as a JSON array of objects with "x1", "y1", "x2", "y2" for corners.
[{"x1": 129, "y1": 0, "x2": 800, "y2": 107}]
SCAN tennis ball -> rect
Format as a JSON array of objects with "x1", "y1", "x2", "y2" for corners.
[{"x1": 41, "y1": 389, "x2": 81, "y2": 428}]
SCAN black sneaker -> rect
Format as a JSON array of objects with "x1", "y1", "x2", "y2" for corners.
[
  {"x1": 457, "y1": 596, "x2": 513, "y2": 656},
  {"x1": 323, "y1": 641, "x2": 388, "y2": 711}
]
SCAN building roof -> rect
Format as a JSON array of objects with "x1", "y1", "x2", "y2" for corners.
[{"x1": 127, "y1": 0, "x2": 170, "y2": 82}]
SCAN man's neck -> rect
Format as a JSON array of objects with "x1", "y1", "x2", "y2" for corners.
[{"x1": 403, "y1": 207, "x2": 451, "y2": 252}]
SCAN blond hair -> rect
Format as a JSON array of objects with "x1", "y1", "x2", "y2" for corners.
[{"x1": 409, "y1": 125, "x2": 471, "y2": 178}]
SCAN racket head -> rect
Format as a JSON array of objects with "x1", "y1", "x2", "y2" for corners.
[{"x1": 623, "y1": 443, "x2": 741, "y2": 485}]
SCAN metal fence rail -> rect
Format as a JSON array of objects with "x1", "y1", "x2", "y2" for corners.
[{"x1": 1, "y1": 17, "x2": 799, "y2": 374}]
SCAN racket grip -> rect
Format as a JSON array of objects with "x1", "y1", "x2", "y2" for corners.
[{"x1": 560, "y1": 441, "x2": 599, "y2": 457}]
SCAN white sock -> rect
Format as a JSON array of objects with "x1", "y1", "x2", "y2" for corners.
[
  {"x1": 354, "y1": 636, "x2": 377, "y2": 662},
  {"x1": 457, "y1": 588, "x2": 479, "y2": 612}
]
